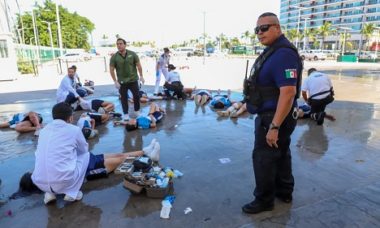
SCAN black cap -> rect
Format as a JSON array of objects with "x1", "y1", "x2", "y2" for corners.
[
  {"x1": 164, "y1": 47, "x2": 170, "y2": 53},
  {"x1": 168, "y1": 64, "x2": 176, "y2": 70}
]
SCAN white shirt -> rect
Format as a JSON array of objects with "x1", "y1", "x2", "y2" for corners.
[
  {"x1": 167, "y1": 71, "x2": 181, "y2": 83},
  {"x1": 79, "y1": 99, "x2": 92, "y2": 111},
  {"x1": 32, "y1": 119, "x2": 89, "y2": 198},
  {"x1": 77, "y1": 116, "x2": 91, "y2": 129},
  {"x1": 157, "y1": 54, "x2": 170, "y2": 69},
  {"x1": 56, "y1": 75, "x2": 79, "y2": 103},
  {"x1": 301, "y1": 72, "x2": 333, "y2": 100}
]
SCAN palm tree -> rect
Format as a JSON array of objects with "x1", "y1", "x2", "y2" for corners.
[
  {"x1": 250, "y1": 33, "x2": 257, "y2": 47},
  {"x1": 317, "y1": 22, "x2": 333, "y2": 49},
  {"x1": 303, "y1": 28, "x2": 317, "y2": 49},
  {"x1": 361, "y1": 23, "x2": 376, "y2": 51},
  {"x1": 286, "y1": 29, "x2": 299, "y2": 43},
  {"x1": 241, "y1": 30, "x2": 251, "y2": 45}
]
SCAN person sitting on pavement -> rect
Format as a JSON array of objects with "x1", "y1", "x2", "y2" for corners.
[
  {"x1": 56, "y1": 67, "x2": 84, "y2": 106},
  {"x1": 191, "y1": 89, "x2": 212, "y2": 106},
  {"x1": 302, "y1": 68, "x2": 336, "y2": 125},
  {"x1": 115, "y1": 102, "x2": 165, "y2": 131},
  {"x1": 210, "y1": 89, "x2": 232, "y2": 109},
  {"x1": 217, "y1": 100, "x2": 247, "y2": 118},
  {"x1": 71, "y1": 65, "x2": 94, "y2": 96},
  {"x1": 17, "y1": 102, "x2": 161, "y2": 204},
  {"x1": 163, "y1": 64, "x2": 187, "y2": 100},
  {"x1": 0, "y1": 111, "x2": 43, "y2": 136}
]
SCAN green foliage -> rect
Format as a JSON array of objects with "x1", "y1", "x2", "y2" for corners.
[
  {"x1": 317, "y1": 22, "x2": 334, "y2": 49},
  {"x1": 17, "y1": 59, "x2": 34, "y2": 74},
  {"x1": 285, "y1": 29, "x2": 299, "y2": 42},
  {"x1": 17, "y1": 0, "x2": 94, "y2": 50},
  {"x1": 361, "y1": 23, "x2": 376, "y2": 50}
]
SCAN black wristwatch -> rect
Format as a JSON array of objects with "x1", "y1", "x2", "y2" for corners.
[{"x1": 269, "y1": 123, "x2": 280, "y2": 130}]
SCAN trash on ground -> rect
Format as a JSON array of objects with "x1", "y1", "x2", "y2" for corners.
[
  {"x1": 219, "y1": 158, "x2": 231, "y2": 164},
  {"x1": 184, "y1": 207, "x2": 192, "y2": 215}
]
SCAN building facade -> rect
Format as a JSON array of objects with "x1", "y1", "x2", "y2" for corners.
[{"x1": 280, "y1": 0, "x2": 380, "y2": 50}]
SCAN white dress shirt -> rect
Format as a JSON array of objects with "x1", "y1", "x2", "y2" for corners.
[
  {"x1": 301, "y1": 71, "x2": 333, "y2": 100},
  {"x1": 56, "y1": 75, "x2": 79, "y2": 103},
  {"x1": 32, "y1": 119, "x2": 89, "y2": 198},
  {"x1": 167, "y1": 71, "x2": 181, "y2": 83}
]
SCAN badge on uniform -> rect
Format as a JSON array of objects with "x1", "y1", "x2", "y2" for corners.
[{"x1": 285, "y1": 69, "x2": 297, "y2": 79}]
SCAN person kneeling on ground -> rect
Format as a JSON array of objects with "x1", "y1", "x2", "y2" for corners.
[
  {"x1": 0, "y1": 111, "x2": 43, "y2": 136},
  {"x1": 217, "y1": 100, "x2": 247, "y2": 118},
  {"x1": 115, "y1": 102, "x2": 165, "y2": 131},
  {"x1": 210, "y1": 89, "x2": 232, "y2": 109},
  {"x1": 163, "y1": 64, "x2": 186, "y2": 100},
  {"x1": 18, "y1": 102, "x2": 160, "y2": 204}
]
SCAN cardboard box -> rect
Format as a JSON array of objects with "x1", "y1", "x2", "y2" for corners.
[
  {"x1": 146, "y1": 181, "x2": 174, "y2": 199},
  {"x1": 123, "y1": 179, "x2": 144, "y2": 193}
]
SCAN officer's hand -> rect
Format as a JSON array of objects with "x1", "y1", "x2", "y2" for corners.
[
  {"x1": 156, "y1": 71, "x2": 160, "y2": 77},
  {"x1": 140, "y1": 77, "x2": 145, "y2": 85},
  {"x1": 266, "y1": 129, "x2": 279, "y2": 148},
  {"x1": 114, "y1": 81, "x2": 121, "y2": 90}
]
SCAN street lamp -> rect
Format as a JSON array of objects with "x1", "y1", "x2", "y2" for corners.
[
  {"x1": 290, "y1": 5, "x2": 307, "y2": 49},
  {"x1": 302, "y1": 17, "x2": 311, "y2": 51},
  {"x1": 41, "y1": 21, "x2": 55, "y2": 59},
  {"x1": 338, "y1": 27, "x2": 352, "y2": 55}
]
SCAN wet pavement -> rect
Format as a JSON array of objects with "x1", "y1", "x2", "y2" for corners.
[{"x1": 0, "y1": 84, "x2": 380, "y2": 227}]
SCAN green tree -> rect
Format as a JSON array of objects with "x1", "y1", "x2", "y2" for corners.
[
  {"x1": 317, "y1": 22, "x2": 333, "y2": 49},
  {"x1": 250, "y1": 33, "x2": 257, "y2": 47},
  {"x1": 241, "y1": 30, "x2": 251, "y2": 45},
  {"x1": 17, "y1": 0, "x2": 95, "y2": 50},
  {"x1": 361, "y1": 23, "x2": 376, "y2": 51},
  {"x1": 285, "y1": 29, "x2": 299, "y2": 43},
  {"x1": 231, "y1": 37, "x2": 241, "y2": 46}
]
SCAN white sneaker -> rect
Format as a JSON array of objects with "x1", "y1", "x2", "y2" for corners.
[
  {"x1": 98, "y1": 107, "x2": 106, "y2": 114},
  {"x1": 64, "y1": 191, "x2": 83, "y2": 202},
  {"x1": 44, "y1": 192, "x2": 56, "y2": 204},
  {"x1": 123, "y1": 114, "x2": 130, "y2": 121}
]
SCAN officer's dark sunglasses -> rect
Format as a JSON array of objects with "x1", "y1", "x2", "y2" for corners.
[{"x1": 254, "y1": 24, "x2": 278, "y2": 34}]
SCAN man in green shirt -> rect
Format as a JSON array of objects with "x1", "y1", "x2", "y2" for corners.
[{"x1": 110, "y1": 38, "x2": 145, "y2": 120}]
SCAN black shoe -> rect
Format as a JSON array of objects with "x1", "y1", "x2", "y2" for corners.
[
  {"x1": 110, "y1": 112, "x2": 122, "y2": 118},
  {"x1": 276, "y1": 194, "x2": 292, "y2": 203},
  {"x1": 317, "y1": 112, "x2": 326, "y2": 125},
  {"x1": 242, "y1": 200, "x2": 274, "y2": 214}
]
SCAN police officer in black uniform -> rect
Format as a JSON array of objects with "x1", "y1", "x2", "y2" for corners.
[{"x1": 242, "y1": 12, "x2": 302, "y2": 214}]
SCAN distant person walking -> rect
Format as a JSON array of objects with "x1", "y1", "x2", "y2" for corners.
[
  {"x1": 155, "y1": 47, "x2": 170, "y2": 95},
  {"x1": 301, "y1": 68, "x2": 335, "y2": 125},
  {"x1": 110, "y1": 38, "x2": 145, "y2": 120}
]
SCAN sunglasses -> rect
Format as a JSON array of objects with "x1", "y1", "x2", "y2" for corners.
[{"x1": 255, "y1": 24, "x2": 278, "y2": 34}]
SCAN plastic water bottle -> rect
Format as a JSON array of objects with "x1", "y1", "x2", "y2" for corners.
[{"x1": 160, "y1": 200, "x2": 172, "y2": 219}]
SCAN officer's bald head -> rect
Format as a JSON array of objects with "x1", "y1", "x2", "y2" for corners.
[{"x1": 256, "y1": 12, "x2": 282, "y2": 46}]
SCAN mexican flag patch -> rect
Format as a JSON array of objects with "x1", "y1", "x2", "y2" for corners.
[{"x1": 285, "y1": 69, "x2": 297, "y2": 79}]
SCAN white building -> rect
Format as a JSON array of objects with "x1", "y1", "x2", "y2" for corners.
[{"x1": 0, "y1": 0, "x2": 18, "y2": 80}]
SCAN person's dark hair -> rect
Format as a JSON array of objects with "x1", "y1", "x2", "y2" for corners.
[
  {"x1": 82, "y1": 127, "x2": 92, "y2": 139},
  {"x1": 259, "y1": 12, "x2": 278, "y2": 18},
  {"x1": 164, "y1": 47, "x2": 170, "y2": 53},
  {"x1": 71, "y1": 65, "x2": 77, "y2": 70},
  {"x1": 125, "y1": 123, "x2": 138, "y2": 132},
  {"x1": 68, "y1": 66, "x2": 75, "y2": 71},
  {"x1": 19, "y1": 172, "x2": 40, "y2": 193},
  {"x1": 116, "y1": 38, "x2": 126, "y2": 45},
  {"x1": 52, "y1": 102, "x2": 73, "y2": 121},
  {"x1": 168, "y1": 64, "x2": 176, "y2": 70},
  {"x1": 214, "y1": 101, "x2": 225, "y2": 109},
  {"x1": 308, "y1": 68, "x2": 317, "y2": 75}
]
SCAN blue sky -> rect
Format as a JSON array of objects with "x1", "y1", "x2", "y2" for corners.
[{"x1": 14, "y1": 0, "x2": 280, "y2": 46}]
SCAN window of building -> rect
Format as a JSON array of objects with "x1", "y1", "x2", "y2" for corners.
[{"x1": 0, "y1": 40, "x2": 9, "y2": 58}]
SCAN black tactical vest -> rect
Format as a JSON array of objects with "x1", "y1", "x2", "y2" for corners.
[{"x1": 243, "y1": 41, "x2": 303, "y2": 109}]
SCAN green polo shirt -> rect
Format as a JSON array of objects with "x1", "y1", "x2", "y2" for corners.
[{"x1": 110, "y1": 49, "x2": 140, "y2": 84}]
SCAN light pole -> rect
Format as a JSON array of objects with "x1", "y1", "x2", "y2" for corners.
[
  {"x1": 56, "y1": 0, "x2": 63, "y2": 57},
  {"x1": 290, "y1": 5, "x2": 307, "y2": 49},
  {"x1": 41, "y1": 21, "x2": 55, "y2": 59},
  {"x1": 30, "y1": 9, "x2": 40, "y2": 63},
  {"x1": 302, "y1": 17, "x2": 310, "y2": 51},
  {"x1": 338, "y1": 27, "x2": 352, "y2": 55},
  {"x1": 203, "y1": 11, "x2": 206, "y2": 65}
]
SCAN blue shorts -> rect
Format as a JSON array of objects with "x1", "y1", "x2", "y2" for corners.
[
  {"x1": 150, "y1": 111, "x2": 164, "y2": 122},
  {"x1": 197, "y1": 91, "x2": 210, "y2": 97},
  {"x1": 91, "y1": 99, "x2": 104, "y2": 111},
  {"x1": 86, "y1": 153, "x2": 105, "y2": 175},
  {"x1": 88, "y1": 112, "x2": 102, "y2": 126}
]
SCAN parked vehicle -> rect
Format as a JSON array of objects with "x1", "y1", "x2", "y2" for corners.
[
  {"x1": 174, "y1": 47, "x2": 196, "y2": 57},
  {"x1": 299, "y1": 50, "x2": 327, "y2": 61},
  {"x1": 58, "y1": 52, "x2": 92, "y2": 62}
]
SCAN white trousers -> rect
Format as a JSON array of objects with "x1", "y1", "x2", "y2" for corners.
[{"x1": 154, "y1": 68, "x2": 168, "y2": 94}]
